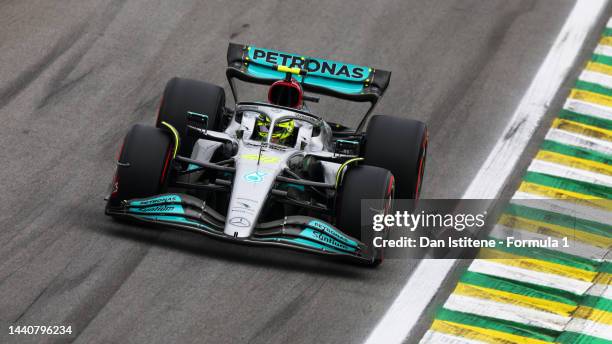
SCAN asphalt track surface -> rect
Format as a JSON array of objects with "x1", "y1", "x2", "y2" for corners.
[{"x1": 0, "y1": 1, "x2": 599, "y2": 343}]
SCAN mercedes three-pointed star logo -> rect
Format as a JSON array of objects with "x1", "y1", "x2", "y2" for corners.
[{"x1": 229, "y1": 216, "x2": 251, "y2": 227}]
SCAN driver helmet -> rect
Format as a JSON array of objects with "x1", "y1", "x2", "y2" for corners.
[{"x1": 256, "y1": 114, "x2": 295, "y2": 144}]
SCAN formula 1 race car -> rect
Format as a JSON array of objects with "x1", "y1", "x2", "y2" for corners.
[{"x1": 105, "y1": 43, "x2": 427, "y2": 265}]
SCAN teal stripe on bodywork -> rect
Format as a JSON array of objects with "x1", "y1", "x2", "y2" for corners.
[
  {"x1": 128, "y1": 203, "x2": 213, "y2": 229},
  {"x1": 284, "y1": 183, "x2": 305, "y2": 191},
  {"x1": 307, "y1": 220, "x2": 358, "y2": 247},
  {"x1": 298, "y1": 227, "x2": 357, "y2": 252},
  {"x1": 134, "y1": 214, "x2": 209, "y2": 229},
  {"x1": 128, "y1": 194, "x2": 182, "y2": 206},
  {"x1": 260, "y1": 220, "x2": 359, "y2": 254},
  {"x1": 128, "y1": 203, "x2": 185, "y2": 214},
  {"x1": 187, "y1": 163, "x2": 202, "y2": 172}
]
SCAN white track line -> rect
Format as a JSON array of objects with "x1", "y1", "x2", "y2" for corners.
[
  {"x1": 363, "y1": 2, "x2": 608, "y2": 343},
  {"x1": 462, "y1": 0, "x2": 608, "y2": 200}
]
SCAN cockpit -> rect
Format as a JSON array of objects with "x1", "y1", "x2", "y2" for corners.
[
  {"x1": 232, "y1": 103, "x2": 331, "y2": 151},
  {"x1": 252, "y1": 113, "x2": 298, "y2": 147}
]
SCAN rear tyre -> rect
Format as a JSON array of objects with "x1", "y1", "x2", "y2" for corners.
[
  {"x1": 364, "y1": 115, "x2": 427, "y2": 199},
  {"x1": 108, "y1": 124, "x2": 173, "y2": 206},
  {"x1": 335, "y1": 165, "x2": 394, "y2": 265},
  {"x1": 156, "y1": 77, "x2": 226, "y2": 158}
]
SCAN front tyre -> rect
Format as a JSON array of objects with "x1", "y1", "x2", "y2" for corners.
[
  {"x1": 108, "y1": 124, "x2": 174, "y2": 206},
  {"x1": 156, "y1": 77, "x2": 226, "y2": 158},
  {"x1": 335, "y1": 165, "x2": 394, "y2": 265}
]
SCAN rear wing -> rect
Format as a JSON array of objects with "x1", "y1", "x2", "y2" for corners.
[{"x1": 226, "y1": 43, "x2": 391, "y2": 104}]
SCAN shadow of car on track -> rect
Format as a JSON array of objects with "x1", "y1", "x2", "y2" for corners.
[{"x1": 91, "y1": 215, "x2": 378, "y2": 279}]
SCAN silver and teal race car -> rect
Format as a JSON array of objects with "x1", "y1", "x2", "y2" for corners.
[{"x1": 105, "y1": 43, "x2": 427, "y2": 265}]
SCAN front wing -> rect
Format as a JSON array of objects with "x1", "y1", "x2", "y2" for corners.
[{"x1": 105, "y1": 193, "x2": 376, "y2": 264}]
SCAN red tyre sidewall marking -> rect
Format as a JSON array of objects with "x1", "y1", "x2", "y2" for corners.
[
  {"x1": 415, "y1": 132, "x2": 428, "y2": 199},
  {"x1": 380, "y1": 174, "x2": 395, "y2": 263},
  {"x1": 160, "y1": 143, "x2": 174, "y2": 185}
]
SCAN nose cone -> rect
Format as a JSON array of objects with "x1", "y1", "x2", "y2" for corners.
[{"x1": 224, "y1": 148, "x2": 285, "y2": 237}]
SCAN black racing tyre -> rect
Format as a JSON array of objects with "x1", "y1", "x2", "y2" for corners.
[
  {"x1": 109, "y1": 124, "x2": 173, "y2": 206},
  {"x1": 156, "y1": 77, "x2": 226, "y2": 158},
  {"x1": 335, "y1": 165, "x2": 394, "y2": 265},
  {"x1": 363, "y1": 115, "x2": 428, "y2": 199}
]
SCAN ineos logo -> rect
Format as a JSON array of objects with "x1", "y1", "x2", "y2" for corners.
[
  {"x1": 232, "y1": 201, "x2": 254, "y2": 214},
  {"x1": 229, "y1": 217, "x2": 251, "y2": 227}
]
